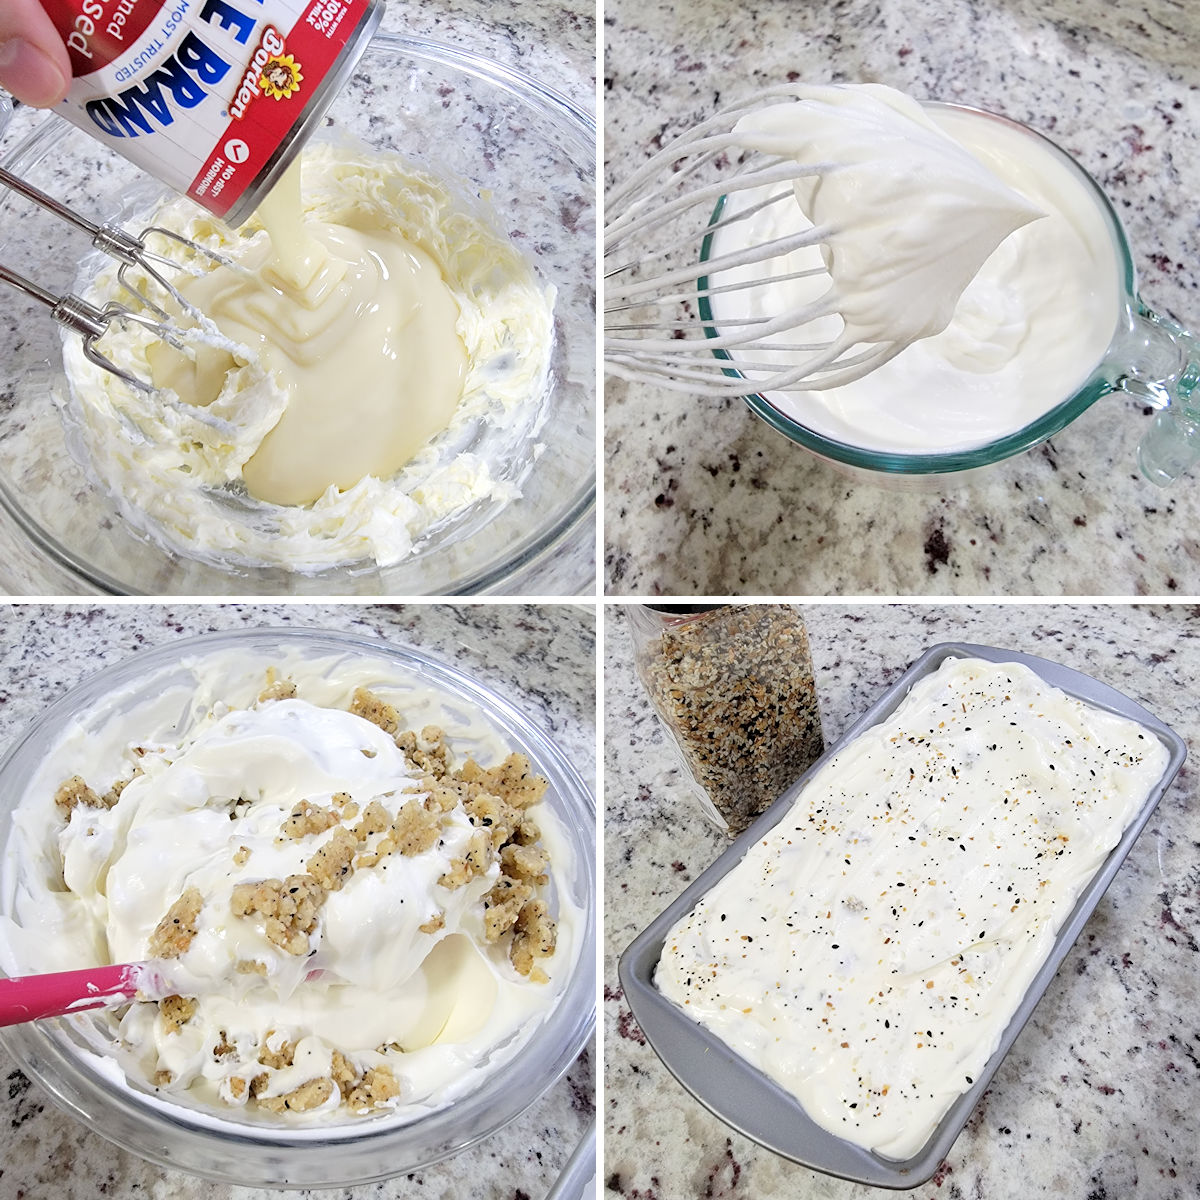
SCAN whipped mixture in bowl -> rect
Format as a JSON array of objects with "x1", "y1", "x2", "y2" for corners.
[
  {"x1": 0, "y1": 630, "x2": 595, "y2": 1184},
  {"x1": 702, "y1": 84, "x2": 1129, "y2": 472},
  {"x1": 0, "y1": 35, "x2": 595, "y2": 594},
  {"x1": 64, "y1": 138, "x2": 555, "y2": 572}
]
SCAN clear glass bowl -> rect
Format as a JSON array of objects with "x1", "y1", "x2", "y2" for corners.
[
  {"x1": 699, "y1": 103, "x2": 1200, "y2": 485},
  {"x1": 0, "y1": 628, "x2": 596, "y2": 1187},
  {"x1": 0, "y1": 35, "x2": 595, "y2": 594}
]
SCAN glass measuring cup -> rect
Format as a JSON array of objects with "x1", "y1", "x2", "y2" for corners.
[{"x1": 698, "y1": 102, "x2": 1200, "y2": 485}]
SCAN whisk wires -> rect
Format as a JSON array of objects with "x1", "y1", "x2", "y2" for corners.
[{"x1": 604, "y1": 84, "x2": 902, "y2": 396}]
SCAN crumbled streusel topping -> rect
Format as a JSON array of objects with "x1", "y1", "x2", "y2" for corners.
[
  {"x1": 148, "y1": 887, "x2": 204, "y2": 958},
  {"x1": 256, "y1": 1075, "x2": 335, "y2": 1113},
  {"x1": 230, "y1": 875, "x2": 324, "y2": 955},
  {"x1": 54, "y1": 774, "x2": 117, "y2": 814},
  {"x1": 350, "y1": 686, "x2": 399, "y2": 735},
  {"x1": 159, "y1": 994, "x2": 197, "y2": 1033},
  {"x1": 305, "y1": 826, "x2": 359, "y2": 892},
  {"x1": 280, "y1": 799, "x2": 341, "y2": 840}
]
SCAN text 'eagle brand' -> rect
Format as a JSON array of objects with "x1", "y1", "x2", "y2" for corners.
[{"x1": 43, "y1": 0, "x2": 382, "y2": 222}]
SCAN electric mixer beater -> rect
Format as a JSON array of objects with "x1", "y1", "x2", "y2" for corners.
[{"x1": 0, "y1": 165, "x2": 239, "y2": 390}]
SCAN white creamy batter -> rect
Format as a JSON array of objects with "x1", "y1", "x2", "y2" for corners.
[
  {"x1": 0, "y1": 646, "x2": 582, "y2": 1128},
  {"x1": 656, "y1": 657, "x2": 1167, "y2": 1158},
  {"x1": 62, "y1": 141, "x2": 554, "y2": 571},
  {"x1": 709, "y1": 86, "x2": 1122, "y2": 454}
]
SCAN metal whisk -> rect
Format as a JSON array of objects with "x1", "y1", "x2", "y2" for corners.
[
  {"x1": 605, "y1": 85, "x2": 906, "y2": 397},
  {"x1": 0, "y1": 166, "x2": 236, "y2": 391}
]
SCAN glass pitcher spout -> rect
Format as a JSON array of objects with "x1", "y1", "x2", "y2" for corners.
[{"x1": 1113, "y1": 306, "x2": 1200, "y2": 486}]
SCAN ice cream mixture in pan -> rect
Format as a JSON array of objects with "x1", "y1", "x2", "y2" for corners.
[{"x1": 657, "y1": 657, "x2": 1167, "y2": 1158}]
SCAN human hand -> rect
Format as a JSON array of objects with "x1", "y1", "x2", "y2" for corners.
[{"x1": 0, "y1": 0, "x2": 71, "y2": 108}]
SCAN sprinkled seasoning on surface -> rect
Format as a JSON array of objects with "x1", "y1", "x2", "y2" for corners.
[
  {"x1": 655, "y1": 656, "x2": 1170, "y2": 1160},
  {"x1": 630, "y1": 605, "x2": 824, "y2": 835}
]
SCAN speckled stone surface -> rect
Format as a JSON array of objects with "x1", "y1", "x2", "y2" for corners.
[
  {"x1": 0, "y1": 0, "x2": 595, "y2": 597},
  {"x1": 0, "y1": 602, "x2": 595, "y2": 1200},
  {"x1": 605, "y1": 603, "x2": 1200, "y2": 1198},
  {"x1": 603, "y1": 0, "x2": 1200, "y2": 597}
]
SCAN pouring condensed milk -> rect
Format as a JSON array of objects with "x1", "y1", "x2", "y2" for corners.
[
  {"x1": 59, "y1": 138, "x2": 555, "y2": 572},
  {"x1": 43, "y1": 0, "x2": 473, "y2": 510},
  {"x1": 147, "y1": 161, "x2": 468, "y2": 506},
  {"x1": 14, "y1": 2, "x2": 556, "y2": 571}
]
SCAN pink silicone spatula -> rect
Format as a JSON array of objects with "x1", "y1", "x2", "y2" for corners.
[
  {"x1": 0, "y1": 961, "x2": 327, "y2": 1026},
  {"x1": 0, "y1": 961, "x2": 177, "y2": 1027}
]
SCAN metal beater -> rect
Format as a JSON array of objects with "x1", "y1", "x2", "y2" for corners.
[{"x1": 0, "y1": 165, "x2": 237, "y2": 391}]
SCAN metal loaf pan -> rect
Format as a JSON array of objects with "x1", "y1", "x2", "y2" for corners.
[{"x1": 618, "y1": 642, "x2": 1187, "y2": 1189}]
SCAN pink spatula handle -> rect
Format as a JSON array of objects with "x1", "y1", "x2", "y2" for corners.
[{"x1": 0, "y1": 963, "x2": 140, "y2": 1026}]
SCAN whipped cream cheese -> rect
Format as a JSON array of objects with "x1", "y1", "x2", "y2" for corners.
[
  {"x1": 709, "y1": 86, "x2": 1122, "y2": 454},
  {"x1": 61, "y1": 141, "x2": 554, "y2": 571},
  {"x1": 0, "y1": 645, "x2": 582, "y2": 1128},
  {"x1": 656, "y1": 657, "x2": 1167, "y2": 1159}
]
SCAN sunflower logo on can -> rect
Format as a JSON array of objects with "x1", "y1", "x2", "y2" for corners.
[{"x1": 260, "y1": 54, "x2": 303, "y2": 100}]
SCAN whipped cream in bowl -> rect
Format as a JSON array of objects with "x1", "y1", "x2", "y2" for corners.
[
  {"x1": 700, "y1": 85, "x2": 1200, "y2": 484},
  {"x1": 0, "y1": 629, "x2": 595, "y2": 1186}
]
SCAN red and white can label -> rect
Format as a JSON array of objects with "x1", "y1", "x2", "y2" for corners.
[{"x1": 45, "y1": 0, "x2": 376, "y2": 219}]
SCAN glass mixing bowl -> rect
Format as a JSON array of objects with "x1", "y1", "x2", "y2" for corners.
[
  {"x1": 699, "y1": 103, "x2": 1200, "y2": 486},
  {"x1": 0, "y1": 628, "x2": 596, "y2": 1187},
  {"x1": 0, "y1": 35, "x2": 595, "y2": 594}
]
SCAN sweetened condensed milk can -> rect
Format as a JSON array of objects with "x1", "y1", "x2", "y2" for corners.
[{"x1": 44, "y1": 0, "x2": 383, "y2": 224}]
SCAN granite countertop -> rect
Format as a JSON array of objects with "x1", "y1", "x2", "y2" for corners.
[
  {"x1": 0, "y1": 602, "x2": 595, "y2": 1200},
  {"x1": 603, "y1": 0, "x2": 1200, "y2": 597},
  {"x1": 605, "y1": 603, "x2": 1200, "y2": 1198},
  {"x1": 0, "y1": 0, "x2": 595, "y2": 597}
]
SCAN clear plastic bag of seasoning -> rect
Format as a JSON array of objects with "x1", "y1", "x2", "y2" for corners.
[{"x1": 628, "y1": 604, "x2": 824, "y2": 836}]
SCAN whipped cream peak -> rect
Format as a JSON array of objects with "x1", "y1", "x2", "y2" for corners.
[
  {"x1": 711, "y1": 92, "x2": 1122, "y2": 454},
  {"x1": 733, "y1": 83, "x2": 1045, "y2": 348}
]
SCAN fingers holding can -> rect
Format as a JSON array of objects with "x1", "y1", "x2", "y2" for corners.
[{"x1": 0, "y1": 0, "x2": 71, "y2": 108}]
